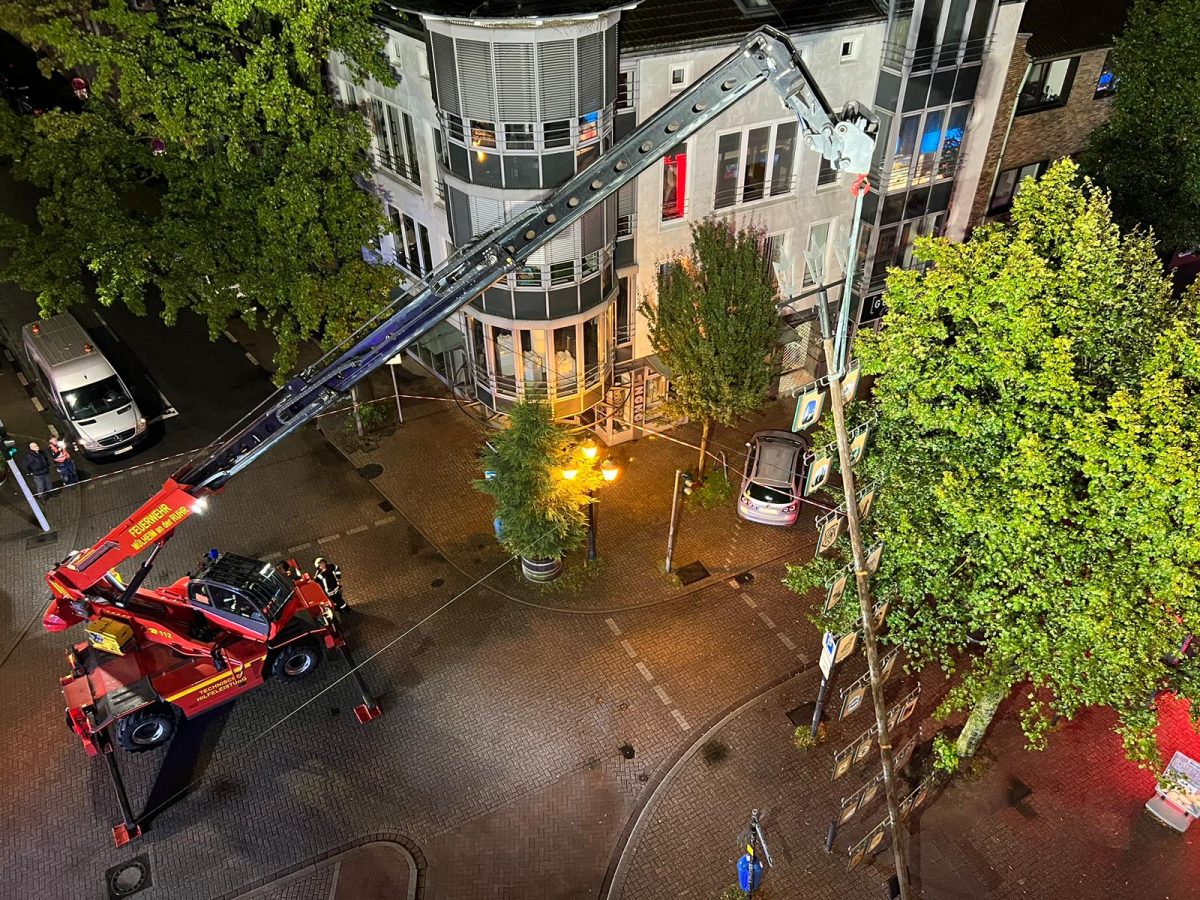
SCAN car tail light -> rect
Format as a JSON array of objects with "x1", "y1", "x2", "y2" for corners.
[{"x1": 783, "y1": 503, "x2": 797, "y2": 513}]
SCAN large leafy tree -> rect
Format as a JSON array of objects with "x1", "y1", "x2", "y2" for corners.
[
  {"x1": 640, "y1": 217, "x2": 779, "y2": 476},
  {"x1": 1082, "y1": 0, "x2": 1200, "y2": 254},
  {"x1": 0, "y1": 1, "x2": 399, "y2": 373},
  {"x1": 789, "y1": 160, "x2": 1200, "y2": 766}
]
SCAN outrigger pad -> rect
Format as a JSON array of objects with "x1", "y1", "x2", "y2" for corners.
[
  {"x1": 353, "y1": 702, "x2": 381, "y2": 723},
  {"x1": 112, "y1": 822, "x2": 142, "y2": 848}
]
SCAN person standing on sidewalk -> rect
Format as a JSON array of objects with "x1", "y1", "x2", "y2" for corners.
[
  {"x1": 48, "y1": 437, "x2": 78, "y2": 485},
  {"x1": 314, "y1": 557, "x2": 346, "y2": 610},
  {"x1": 21, "y1": 442, "x2": 54, "y2": 496}
]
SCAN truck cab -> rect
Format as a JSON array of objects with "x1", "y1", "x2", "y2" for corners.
[{"x1": 187, "y1": 553, "x2": 330, "y2": 641}]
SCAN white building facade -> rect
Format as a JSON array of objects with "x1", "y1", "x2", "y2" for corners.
[{"x1": 330, "y1": 0, "x2": 1018, "y2": 442}]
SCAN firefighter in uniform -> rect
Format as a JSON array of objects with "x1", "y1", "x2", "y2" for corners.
[{"x1": 314, "y1": 557, "x2": 346, "y2": 610}]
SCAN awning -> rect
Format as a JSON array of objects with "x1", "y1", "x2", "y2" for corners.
[{"x1": 645, "y1": 353, "x2": 672, "y2": 379}]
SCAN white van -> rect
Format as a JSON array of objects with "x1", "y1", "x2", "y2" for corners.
[{"x1": 22, "y1": 313, "x2": 146, "y2": 458}]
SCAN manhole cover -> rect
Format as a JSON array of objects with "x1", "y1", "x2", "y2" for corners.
[
  {"x1": 106, "y1": 856, "x2": 151, "y2": 899},
  {"x1": 675, "y1": 561, "x2": 710, "y2": 585},
  {"x1": 734, "y1": 571, "x2": 755, "y2": 586},
  {"x1": 619, "y1": 743, "x2": 636, "y2": 759},
  {"x1": 378, "y1": 499, "x2": 394, "y2": 512},
  {"x1": 358, "y1": 463, "x2": 384, "y2": 479},
  {"x1": 430, "y1": 577, "x2": 445, "y2": 588}
]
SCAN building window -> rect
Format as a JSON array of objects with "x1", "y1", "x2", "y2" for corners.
[
  {"x1": 670, "y1": 65, "x2": 688, "y2": 91},
  {"x1": 516, "y1": 264, "x2": 542, "y2": 288},
  {"x1": 470, "y1": 317, "x2": 487, "y2": 377},
  {"x1": 616, "y1": 277, "x2": 633, "y2": 346},
  {"x1": 544, "y1": 119, "x2": 571, "y2": 149},
  {"x1": 582, "y1": 251, "x2": 600, "y2": 278},
  {"x1": 1095, "y1": 50, "x2": 1117, "y2": 98},
  {"x1": 988, "y1": 161, "x2": 1047, "y2": 215},
  {"x1": 365, "y1": 98, "x2": 421, "y2": 186},
  {"x1": 801, "y1": 221, "x2": 831, "y2": 288},
  {"x1": 522, "y1": 331, "x2": 547, "y2": 392},
  {"x1": 1016, "y1": 58, "x2": 1078, "y2": 113},
  {"x1": 840, "y1": 36, "x2": 860, "y2": 61},
  {"x1": 505, "y1": 123, "x2": 535, "y2": 150},
  {"x1": 554, "y1": 326, "x2": 578, "y2": 391},
  {"x1": 715, "y1": 122, "x2": 797, "y2": 209},
  {"x1": 661, "y1": 143, "x2": 688, "y2": 221},
  {"x1": 578, "y1": 112, "x2": 600, "y2": 144},
  {"x1": 550, "y1": 260, "x2": 576, "y2": 285},
  {"x1": 401, "y1": 112, "x2": 421, "y2": 185},
  {"x1": 583, "y1": 316, "x2": 601, "y2": 386},
  {"x1": 936, "y1": 106, "x2": 969, "y2": 179},
  {"x1": 616, "y1": 70, "x2": 633, "y2": 111},
  {"x1": 913, "y1": 109, "x2": 944, "y2": 185},
  {"x1": 817, "y1": 156, "x2": 839, "y2": 188},
  {"x1": 470, "y1": 120, "x2": 497, "y2": 150},
  {"x1": 763, "y1": 233, "x2": 785, "y2": 290}
]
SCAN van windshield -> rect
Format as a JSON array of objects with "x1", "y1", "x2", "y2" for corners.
[{"x1": 62, "y1": 376, "x2": 130, "y2": 419}]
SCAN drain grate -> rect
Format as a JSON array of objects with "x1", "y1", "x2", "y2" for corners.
[
  {"x1": 676, "y1": 561, "x2": 710, "y2": 585},
  {"x1": 358, "y1": 463, "x2": 383, "y2": 480},
  {"x1": 106, "y1": 856, "x2": 151, "y2": 899},
  {"x1": 378, "y1": 499, "x2": 394, "y2": 512},
  {"x1": 734, "y1": 571, "x2": 755, "y2": 586}
]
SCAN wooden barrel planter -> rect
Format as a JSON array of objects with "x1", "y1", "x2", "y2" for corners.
[{"x1": 521, "y1": 556, "x2": 563, "y2": 583}]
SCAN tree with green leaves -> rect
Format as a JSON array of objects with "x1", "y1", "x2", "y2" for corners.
[
  {"x1": 475, "y1": 399, "x2": 602, "y2": 567},
  {"x1": 640, "y1": 217, "x2": 779, "y2": 476},
  {"x1": 787, "y1": 160, "x2": 1200, "y2": 767},
  {"x1": 0, "y1": 0, "x2": 400, "y2": 374},
  {"x1": 1082, "y1": 0, "x2": 1200, "y2": 254}
]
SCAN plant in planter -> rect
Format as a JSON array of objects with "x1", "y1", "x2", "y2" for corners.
[{"x1": 474, "y1": 400, "x2": 602, "y2": 581}]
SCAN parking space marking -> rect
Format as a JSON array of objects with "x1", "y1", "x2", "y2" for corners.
[
  {"x1": 317, "y1": 534, "x2": 340, "y2": 544},
  {"x1": 47, "y1": 424, "x2": 58, "y2": 438},
  {"x1": 374, "y1": 516, "x2": 396, "y2": 527},
  {"x1": 288, "y1": 542, "x2": 313, "y2": 553},
  {"x1": 742, "y1": 595, "x2": 757, "y2": 609},
  {"x1": 245, "y1": 351, "x2": 260, "y2": 367},
  {"x1": 3, "y1": 349, "x2": 14, "y2": 363},
  {"x1": 671, "y1": 709, "x2": 690, "y2": 730},
  {"x1": 778, "y1": 633, "x2": 797, "y2": 651},
  {"x1": 346, "y1": 524, "x2": 369, "y2": 535},
  {"x1": 620, "y1": 639, "x2": 637, "y2": 659},
  {"x1": 757, "y1": 611, "x2": 775, "y2": 629},
  {"x1": 30, "y1": 396, "x2": 43, "y2": 412},
  {"x1": 15, "y1": 372, "x2": 27, "y2": 386},
  {"x1": 635, "y1": 662, "x2": 654, "y2": 682},
  {"x1": 653, "y1": 685, "x2": 672, "y2": 706},
  {"x1": 223, "y1": 330, "x2": 238, "y2": 343},
  {"x1": 605, "y1": 617, "x2": 621, "y2": 636}
]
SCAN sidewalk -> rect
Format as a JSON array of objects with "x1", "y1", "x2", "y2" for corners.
[
  {"x1": 322, "y1": 361, "x2": 815, "y2": 613},
  {"x1": 612, "y1": 660, "x2": 1200, "y2": 900}
]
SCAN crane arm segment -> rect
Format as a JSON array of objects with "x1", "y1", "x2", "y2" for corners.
[{"x1": 44, "y1": 25, "x2": 876, "y2": 605}]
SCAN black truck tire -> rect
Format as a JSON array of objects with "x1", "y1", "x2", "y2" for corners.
[
  {"x1": 271, "y1": 640, "x2": 321, "y2": 681},
  {"x1": 115, "y1": 704, "x2": 178, "y2": 753}
]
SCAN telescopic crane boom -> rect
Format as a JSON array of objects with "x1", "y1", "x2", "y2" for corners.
[{"x1": 43, "y1": 24, "x2": 876, "y2": 626}]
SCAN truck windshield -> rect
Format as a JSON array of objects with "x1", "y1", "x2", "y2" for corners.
[
  {"x1": 250, "y1": 569, "x2": 295, "y2": 619},
  {"x1": 62, "y1": 376, "x2": 130, "y2": 419}
]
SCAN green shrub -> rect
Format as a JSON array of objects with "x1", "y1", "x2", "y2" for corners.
[{"x1": 687, "y1": 471, "x2": 734, "y2": 509}]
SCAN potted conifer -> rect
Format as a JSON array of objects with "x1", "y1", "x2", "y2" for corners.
[{"x1": 475, "y1": 400, "x2": 601, "y2": 582}]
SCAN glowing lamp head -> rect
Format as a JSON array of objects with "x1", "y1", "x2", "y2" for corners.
[
  {"x1": 601, "y1": 459, "x2": 619, "y2": 482},
  {"x1": 581, "y1": 439, "x2": 598, "y2": 461},
  {"x1": 561, "y1": 466, "x2": 578, "y2": 481},
  {"x1": 192, "y1": 497, "x2": 209, "y2": 514}
]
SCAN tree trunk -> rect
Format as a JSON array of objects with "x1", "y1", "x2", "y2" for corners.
[
  {"x1": 955, "y1": 687, "x2": 1006, "y2": 759},
  {"x1": 697, "y1": 419, "x2": 711, "y2": 478}
]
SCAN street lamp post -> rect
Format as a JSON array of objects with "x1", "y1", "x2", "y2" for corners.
[{"x1": 565, "y1": 440, "x2": 619, "y2": 563}]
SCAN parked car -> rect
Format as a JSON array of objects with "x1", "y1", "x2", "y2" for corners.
[
  {"x1": 737, "y1": 430, "x2": 810, "y2": 526},
  {"x1": 22, "y1": 313, "x2": 147, "y2": 459}
]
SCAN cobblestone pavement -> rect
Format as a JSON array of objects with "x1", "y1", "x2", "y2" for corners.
[
  {"x1": 0, "y1": 390, "x2": 823, "y2": 900},
  {"x1": 329, "y1": 362, "x2": 816, "y2": 613}
]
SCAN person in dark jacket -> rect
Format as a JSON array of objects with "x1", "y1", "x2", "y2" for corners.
[
  {"x1": 22, "y1": 442, "x2": 53, "y2": 496},
  {"x1": 313, "y1": 557, "x2": 346, "y2": 610}
]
